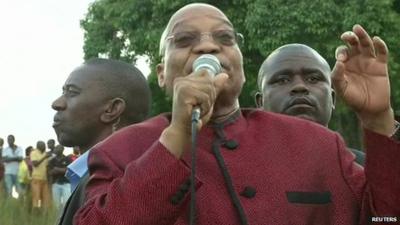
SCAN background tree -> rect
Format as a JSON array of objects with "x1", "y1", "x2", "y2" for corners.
[{"x1": 81, "y1": 0, "x2": 400, "y2": 149}]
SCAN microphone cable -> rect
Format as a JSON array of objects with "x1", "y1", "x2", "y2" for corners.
[
  {"x1": 189, "y1": 54, "x2": 221, "y2": 225},
  {"x1": 189, "y1": 108, "x2": 201, "y2": 225}
]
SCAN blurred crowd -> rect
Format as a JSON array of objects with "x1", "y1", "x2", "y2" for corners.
[{"x1": 0, "y1": 135, "x2": 81, "y2": 212}]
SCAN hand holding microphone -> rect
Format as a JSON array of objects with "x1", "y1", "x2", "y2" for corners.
[
  {"x1": 160, "y1": 54, "x2": 228, "y2": 158},
  {"x1": 191, "y1": 54, "x2": 222, "y2": 123}
]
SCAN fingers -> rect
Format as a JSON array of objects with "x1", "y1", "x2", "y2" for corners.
[
  {"x1": 373, "y1": 36, "x2": 388, "y2": 63},
  {"x1": 340, "y1": 24, "x2": 375, "y2": 58},
  {"x1": 353, "y1": 24, "x2": 375, "y2": 57},
  {"x1": 213, "y1": 73, "x2": 229, "y2": 96},
  {"x1": 331, "y1": 60, "x2": 348, "y2": 96},
  {"x1": 173, "y1": 71, "x2": 224, "y2": 117},
  {"x1": 340, "y1": 31, "x2": 360, "y2": 56},
  {"x1": 175, "y1": 80, "x2": 215, "y2": 115},
  {"x1": 335, "y1": 45, "x2": 349, "y2": 62}
]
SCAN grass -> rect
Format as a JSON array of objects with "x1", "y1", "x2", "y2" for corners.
[{"x1": 0, "y1": 195, "x2": 59, "y2": 225}]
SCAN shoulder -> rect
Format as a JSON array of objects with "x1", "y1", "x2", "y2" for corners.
[
  {"x1": 242, "y1": 108, "x2": 339, "y2": 140},
  {"x1": 243, "y1": 109, "x2": 331, "y2": 130},
  {"x1": 31, "y1": 150, "x2": 41, "y2": 158},
  {"x1": 30, "y1": 149, "x2": 38, "y2": 155},
  {"x1": 95, "y1": 114, "x2": 169, "y2": 151},
  {"x1": 2, "y1": 147, "x2": 10, "y2": 154},
  {"x1": 89, "y1": 114, "x2": 170, "y2": 168}
]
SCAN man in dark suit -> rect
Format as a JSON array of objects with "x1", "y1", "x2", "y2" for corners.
[
  {"x1": 255, "y1": 43, "x2": 365, "y2": 165},
  {"x1": 51, "y1": 58, "x2": 151, "y2": 225}
]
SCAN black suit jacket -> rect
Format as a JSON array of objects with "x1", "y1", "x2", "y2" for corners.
[{"x1": 56, "y1": 173, "x2": 89, "y2": 225}]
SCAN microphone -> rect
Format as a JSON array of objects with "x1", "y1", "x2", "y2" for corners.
[
  {"x1": 190, "y1": 54, "x2": 222, "y2": 225},
  {"x1": 191, "y1": 54, "x2": 222, "y2": 122}
]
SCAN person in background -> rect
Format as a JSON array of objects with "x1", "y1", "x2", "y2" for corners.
[
  {"x1": 18, "y1": 146, "x2": 33, "y2": 203},
  {"x1": 46, "y1": 139, "x2": 56, "y2": 194},
  {"x1": 68, "y1": 146, "x2": 80, "y2": 162},
  {"x1": 0, "y1": 137, "x2": 4, "y2": 197},
  {"x1": 2, "y1": 135, "x2": 23, "y2": 197},
  {"x1": 48, "y1": 144, "x2": 72, "y2": 209},
  {"x1": 0, "y1": 137, "x2": 3, "y2": 155},
  {"x1": 255, "y1": 43, "x2": 365, "y2": 165},
  {"x1": 52, "y1": 58, "x2": 152, "y2": 225},
  {"x1": 30, "y1": 141, "x2": 51, "y2": 211},
  {"x1": 47, "y1": 139, "x2": 56, "y2": 153}
]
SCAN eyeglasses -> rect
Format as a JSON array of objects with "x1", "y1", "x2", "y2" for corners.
[{"x1": 166, "y1": 30, "x2": 244, "y2": 48}]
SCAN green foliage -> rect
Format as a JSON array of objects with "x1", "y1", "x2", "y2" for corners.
[{"x1": 81, "y1": 0, "x2": 400, "y2": 148}]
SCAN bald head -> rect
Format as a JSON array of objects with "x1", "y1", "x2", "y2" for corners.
[
  {"x1": 258, "y1": 44, "x2": 331, "y2": 90},
  {"x1": 159, "y1": 3, "x2": 230, "y2": 56},
  {"x1": 257, "y1": 44, "x2": 334, "y2": 126}
]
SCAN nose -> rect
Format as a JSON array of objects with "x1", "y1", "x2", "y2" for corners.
[
  {"x1": 192, "y1": 33, "x2": 221, "y2": 54},
  {"x1": 51, "y1": 95, "x2": 66, "y2": 111},
  {"x1": 290, "y1": 76, "x2": 309, "y2": 95}
]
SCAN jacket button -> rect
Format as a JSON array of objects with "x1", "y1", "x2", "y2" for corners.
[
  {"x1": 170, "y1": 195, "x2": 180, "y2": 205},
  {"x1": 179, "y1": 179, "x2": 191, "y2": 193},
  {"x1": 170, "y1": 191, "x2": 185, "y2": 205},
  {"x1": 170, "y1": 179, "x2": 192, "y2": 205},
  {"x1": 240, "y1": 186, "x2": 256, "y2": 198},
  {"x1": 222, "y1": 139, "x2": 239, "y2": 150}
]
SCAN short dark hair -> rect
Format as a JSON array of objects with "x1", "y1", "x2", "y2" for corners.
[{"x1": 84, "y1": 58, "x2": 152, "y2": 124}]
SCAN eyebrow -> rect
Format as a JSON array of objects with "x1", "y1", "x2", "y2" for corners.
[
  {"x1": 271, "y1": 68, "x2": 293, "y2": 77},
  {"x1": 63, "y1": 84, "x2": 82, "y2": 91}
]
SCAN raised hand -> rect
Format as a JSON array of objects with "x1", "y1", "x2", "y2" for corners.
[{"x1": 332, "y1": 24, "x2": 394, "y2": 136}]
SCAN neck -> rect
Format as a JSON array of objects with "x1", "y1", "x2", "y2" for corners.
[
  {"x1": 80, "y1": 127, "x2": 113, "y2": 153},
  {"x1": 210, "y1": 100, "x2": 240, "y2": 123}
]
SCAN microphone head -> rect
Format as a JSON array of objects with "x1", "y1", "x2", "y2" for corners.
[{"x1": 192, "y1": 54, "x2": 222, "y2": 76}]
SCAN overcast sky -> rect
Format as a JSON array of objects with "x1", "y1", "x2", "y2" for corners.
[{"x1": 0, "y1": 0, "x2": 150, "y2": 151}]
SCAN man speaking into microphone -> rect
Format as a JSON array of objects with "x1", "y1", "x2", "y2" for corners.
[{"x1": 74, "y1": 3, "x2": 400, "y2": 225}]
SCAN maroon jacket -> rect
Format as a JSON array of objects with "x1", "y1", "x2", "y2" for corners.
[{"x1": 75, "y1": 110, "x2": 399, "y2": 225}]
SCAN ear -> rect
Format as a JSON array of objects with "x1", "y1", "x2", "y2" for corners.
[
  {"x1": 331, "y1": 88, "x2": 336, "y2": 110},
  {"x1": 255, "y1": 92, "x2": 263, "y2": 108},
  {"x1": 156, "y1": 63, "x2": 165, "y2": 88},
  {"x1": 100, "y1": 98, "x2": 126, "y2": 124}
]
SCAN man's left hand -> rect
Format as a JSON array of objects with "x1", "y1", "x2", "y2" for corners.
[{"x1": 332, "y1": 24, "x2": 394, "y2": 136}]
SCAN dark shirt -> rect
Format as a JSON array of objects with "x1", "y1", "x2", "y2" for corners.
[{"x1": 48, "y1": 155, "x2": 71, "y2": 184}]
